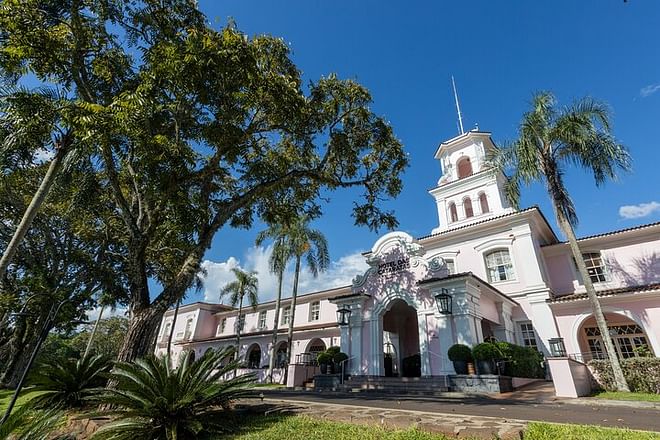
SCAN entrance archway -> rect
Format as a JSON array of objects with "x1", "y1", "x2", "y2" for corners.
[
  {"x1": 578, "y1": 313, "x2": 654, "y2": 360},
  {"x1": 246, "y1": 343, "x2": 261, "y2": 369},
  {"x1": 382, "y1": 299, "x2": 420, "y2": 377}
]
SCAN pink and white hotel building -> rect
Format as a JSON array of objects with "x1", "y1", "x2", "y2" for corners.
[{"x1": 155, "y1": 130, "x2": 660, "y2": 395}]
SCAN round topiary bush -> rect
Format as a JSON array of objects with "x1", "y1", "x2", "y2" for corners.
[
  {"x1": 448, "y1": 344, "x2": 473, "y2": 362},
  {"x1": 333, "y1": 352, "x2": 349, "y2": 364},
  {"x1": 326, "y1": 346, "x2": 341, "y2": 356},
  {"x1": 316, "y1": 352, "x2": 332, "y2": 365},
  {"x1": 472, "y1": 342, "x2": 502, "y2": 361}
]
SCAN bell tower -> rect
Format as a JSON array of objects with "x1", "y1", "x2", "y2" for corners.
[{"x1": 428, "y1": 130, "x2": 514, "y2": 234}]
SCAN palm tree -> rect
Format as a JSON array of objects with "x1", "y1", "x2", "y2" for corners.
[
  {"x1": 221, "y1": 268, "x2": 259, "y2": 368},
  {"x1": 283, "y1": 216, "x2": 330, "y2": 372},
  {"x1": 256, "y1": 224, "x2": 292, "y2": 383},
  {"x1": 0, "y1": 86, "x2": 75, "y2": 280},
  {"x1": 493, "y1": 91, "x2": 631, "y2": 391},
  {"x1": 91, "y1": 348, "x2": 255, "y2": 440}
]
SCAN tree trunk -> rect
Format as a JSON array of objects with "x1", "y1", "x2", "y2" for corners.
[
  {"x1": 83, "y1": 305, "x2": 104, "y2": 358},
  {"x1": 167, "y1": 299, "x2": 181, "y2": 362},
  {"x1": 0, "y1": 141, "x2": 71, "y2": 280},
  {"x1": 267, "y1": 270, "x2": 284, "y2": 383},
  {"x1": 556, "y1": 212, "x2": 630, "y2": 392},
  {"x1": 234, "y1": 296, "x2": 244, "y2": 377},
  {"x1": 0, "y1": 319, "x2": 31, "y2": 388},
  {"x1": 285, "y1": 256, "x2": 301, "y2": 370},
  {"x1": 116, "y1": 307, "x2": 162, "y2": 363}
]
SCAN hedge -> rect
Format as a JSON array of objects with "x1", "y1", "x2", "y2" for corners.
[
  {"x1": 495, "y1": 341, "x2": 545, "y2": 379},
  {"x1": 589, "y1": 357, "x2": 660, "y2": 393}
]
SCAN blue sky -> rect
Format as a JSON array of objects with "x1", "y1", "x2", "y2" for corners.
[{"x1": 188, "y1": 1, "x2": 660, "y2": 304}]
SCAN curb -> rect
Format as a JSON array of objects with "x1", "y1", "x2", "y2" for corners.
[{"x1": 562, "y1": 398, "x2": 660, "y2": 410}]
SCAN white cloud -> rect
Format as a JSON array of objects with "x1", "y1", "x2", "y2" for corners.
[
  {"x1": 640, "y1": 83, "x2": 660, "y2": 98},
  {"x1": 200, "y1": 246, "x2": 369, "y2": 304},
  {"x1": 85, "y1": 305, "x2": 128, "y2": 323},
  {"x1": 32, "y1": 148, "x2": 55, "y2": 164},
  {"x1": 618, "y1": 201, "x2": 660, "y2": 219}
]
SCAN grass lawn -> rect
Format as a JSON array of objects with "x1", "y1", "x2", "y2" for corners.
[
  {"x1": 526, "y1": 422, "x2": 660, "y2": 439},
  {"x1": 0, "y1": 388, "x2": 45, "y2": 413},
  {"x1": 593, "y1": 391, "x2": 660, "y2": 402},
  {"x1": 224, "y1": 415, "x2": 660, "y2": 440}
]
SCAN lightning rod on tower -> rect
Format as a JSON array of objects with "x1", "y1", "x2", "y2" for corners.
[{"x1": 451, "y1": 76, "x2": 464, "y2": 135}]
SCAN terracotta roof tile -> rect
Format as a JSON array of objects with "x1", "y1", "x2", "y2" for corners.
[{"x1": 548, "y1": 283, "x2": 660, "y2": 303}]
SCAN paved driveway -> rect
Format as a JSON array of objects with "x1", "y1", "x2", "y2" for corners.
[{"x1": 260, "y1": 390, "x2": 660, "y2": 432}]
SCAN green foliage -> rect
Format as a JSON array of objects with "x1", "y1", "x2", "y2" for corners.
[
  {"x1": 525, "y1": 422, "x2": 660, "y2": 440},
  {"x1": 0, "y1": 0, "x2": 408, "y2": 362},
  {"x1": 471, "y1": 342, "x2": 503, "y2": 361},
  {"x1": 447, "y1": 344, "x2": 473, "y2": 362},
  {"x1": 589, "y1": 358, "x2": 660, "y2": 394},
  {"x1": 492, "y1": 92, "x2": 631, "y2": 227},
  {"x1": 29, "y1": 354, "x2": 111, "y2": 409},
  {"x1": 0, "y1": 405, "x2": 65, "y2": 440},
  {"x1": 326, "y1": 346, "x2": 341, "y2": 356},
  {"x1": 91, "y1": 347, "x2": 255, "y2": 440},
  {"x1": 316, "y1": 352, "x2": 332, "y2": 365},
  {"x1": 333, "y1": 352, "x2": 349, "y2": 365},
  {"x1": 494, "y1": 341, "x2": 544, "y2": 378}
]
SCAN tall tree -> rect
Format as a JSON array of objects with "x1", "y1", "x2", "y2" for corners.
[
  {"x1": 492, "y1": 91, "x2": 631, "y2": 392},
  {"x1": 282, "y1": 216, "x2": 330, "y2": 372},
  {"x1": 0, "y1": 0, "x2": 407, "y2": 364},
  {"x1": 221, "y1": 268, "x2": 259, "y2": 369},
  {"x1": 256, "y1": 221, "x2": 292, "y2": 383}
]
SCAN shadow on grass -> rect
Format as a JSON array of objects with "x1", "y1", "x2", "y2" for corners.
[{"x1": 223, "y1": 403, "x2": 300, "y2": 439}]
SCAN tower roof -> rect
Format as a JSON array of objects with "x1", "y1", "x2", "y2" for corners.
[{"x1": 434, "y1": 130, "x2": 495, "y2": 159}]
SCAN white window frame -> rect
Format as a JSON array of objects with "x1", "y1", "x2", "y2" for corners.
[
  {"x1": 484, "y1": 248, "x2": 516, "y2": 283},
  {"x1": 575, "y1": 252, "x2": 609, "y2": 284},
  {"x1": 162, "y1": 321, "x2": 172, "y2": 342},
  {"x1": 444, "y1": 258, "x2": 456, "y2": 275},
  {"x1": 258, "y1": 310, "x2": 267, "y2": 329},
  {"x1": 183, "y1": 318, "x2": 194, "y2": 341},
  {"x1": 281, "y1": 306, "x2": 291, "y2": 325},
  {"x1": 518, "y1": 321, "x2": 538, "y2": 349},
  {"x1": 309, "y1": 301, "x2": 320, "y2": 322}
]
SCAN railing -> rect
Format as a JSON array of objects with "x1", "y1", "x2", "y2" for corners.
[{"x1": 568, "y1": 352, "x2": 608, "y2": 363}]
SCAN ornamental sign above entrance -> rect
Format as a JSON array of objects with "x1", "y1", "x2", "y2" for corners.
[{"x1": 377, "y1": 257, "x2": 411, "y2": 278}]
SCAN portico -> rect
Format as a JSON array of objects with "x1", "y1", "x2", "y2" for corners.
[{"x1": 330, "y1": 231, "x2": 519, "y2": 378}]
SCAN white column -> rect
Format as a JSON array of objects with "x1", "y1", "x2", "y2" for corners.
[
  {"x1": 528, "y1": 291, "x2": 560, "y2": 356},
  {"x1": 349, "y1": 313, "x2": 363, "y2": 375},
  {"x1": 493, "y1": 302, "x2": 515, "y2": 342},
  {"x1": 417, "y1": 312, "x2": 431, "y2": 377},
  {"x1": 435, "y1": 314, "x2": 456, "y2": 374}
]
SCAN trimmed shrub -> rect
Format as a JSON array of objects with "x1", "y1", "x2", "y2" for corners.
[
  {"x1": 316, "y1": 352, "x2": 332, "y2": 365},
  {"x1": 472, "y1": 342, "x2": 502, "y2": 361},
  {"x1": 448, "y1": 344, "x2": 473, "y2": 362},
  {"x1": 494, "y1": 341, "x2": 545, "y2": 378},
  {"x1": 326, "y1": 346, "x2": 341, "y2": 355},
  {"x1": 333, "y1": 352, "x2": 349, "y2": 364},
  {"x1": 589, "y1": 357, "x2": 660, "y2": 393}
]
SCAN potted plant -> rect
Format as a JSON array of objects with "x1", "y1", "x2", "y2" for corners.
[
  {"x1": 447, "y1": 344, "x2": 473, "y2": 375},
  {"x1": 472, "y1": 342, "x2": 502, "y2": 375},
  {"x1": 316, "y1": 352, "x2": 332, "y2": 374},
  {"x1": 333, "y1": 352, "x2": 349, "y2": 377}
]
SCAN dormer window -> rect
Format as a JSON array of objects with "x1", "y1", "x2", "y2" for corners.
[
  {"x1": 448, "y1": 202, "x2": 458, "y2": 223},
  {"x1": 463, "y1": 197, "x2": 474, "y2": 218},
  {"x1": 457, "y1": 156, "x2": 473, "y2": 179}
]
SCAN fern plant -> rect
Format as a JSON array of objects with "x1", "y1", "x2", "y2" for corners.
[
  {"x1": 0, "y1": 405, "x2": 66, "y2": 440},
  {"x1": 29, "y1": 353, "x2": 111, "y2": 409},
  {"x1": 91, "y1": 347, "x2": 255, "y2": 440}
]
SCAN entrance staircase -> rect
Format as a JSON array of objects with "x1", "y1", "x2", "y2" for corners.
[{"x1": 338, "y1": 375, "x2": 450, "y2": 395}]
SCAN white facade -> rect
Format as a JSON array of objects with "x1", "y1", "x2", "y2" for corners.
[{"x1": 156, "y1": 130, "x2": 660, "y2": 389}]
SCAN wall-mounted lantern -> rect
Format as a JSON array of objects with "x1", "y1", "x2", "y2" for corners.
[
  {"x1": 336, "y1": 306, "x2": 351, "y2": 326},
  {"x1": 548, "y1": 338, "x2": 567, "y2": 357},
  {"x1": 434, "y1": 288, "x2": 452, "y2": 315}
]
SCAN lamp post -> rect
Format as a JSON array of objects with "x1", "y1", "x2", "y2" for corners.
[
  {"x1": 434, "y1": 288, "x2": 452, "y2": 315},
  {"x1": 0, "y1": 294, "x2": 74, "y2": 426},
  {"x1": 336, "y1": 306, "x2": 351, "y2": 326},
  {"x1": 548, "y1": 338, "x2": 567, "y2": 357}
]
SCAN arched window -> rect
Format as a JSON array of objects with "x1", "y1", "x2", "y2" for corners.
[
  {"x1": 457, "y1": 157, "x2": 473, "y2": 179},
  {"x1": 484, "y1": 249, "x2": 515, "y2": 282},
  {"x1": 479, "y1": 192, "x2": 489, "y2": 214},
  {"x1": 463, "y1": 197, "x2": 474, "y2": 218},
  {"x1": 448, "y1": 202, "x2": 458, "y2": 223},
  {"x1": 246, "y1": 344, "x2": 261, "y2": 369}
]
